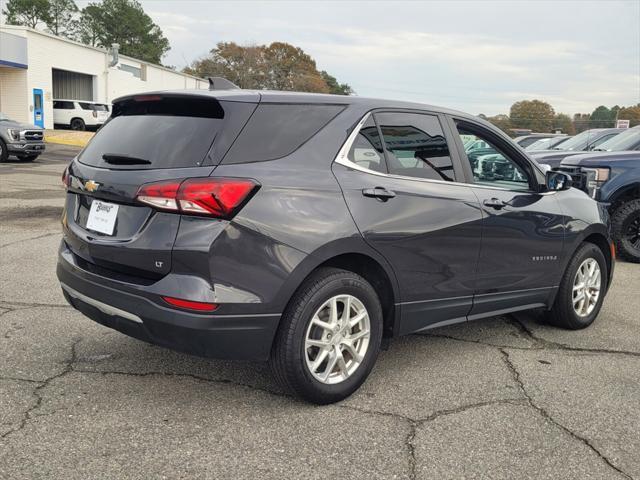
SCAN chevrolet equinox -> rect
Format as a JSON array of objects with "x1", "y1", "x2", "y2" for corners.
[{"x1": 57, "y1": 91, "x2": 614, "y2": 404}]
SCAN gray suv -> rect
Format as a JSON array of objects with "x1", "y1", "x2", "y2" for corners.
[
  {"x1": 0, "y1": 112, "x2": 46, "y2": 162},
  {"x1": 57, "y1": 91, "x2": 613, "y2": 404}
]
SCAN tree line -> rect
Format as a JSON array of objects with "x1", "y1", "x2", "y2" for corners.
[
  {"x1": 2, "y1": 0, "x2": 354, "y2": 94},
  {"x1": 3, "y1": 0, "x2": 169, "y2": 63},
  {"x1": 480, "y1": 100, "x2": 640, "y2": 136}
]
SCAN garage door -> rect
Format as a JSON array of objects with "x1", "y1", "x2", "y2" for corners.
[{"x1": 52, "y1": 69, "x2": 93, "y2": 100}]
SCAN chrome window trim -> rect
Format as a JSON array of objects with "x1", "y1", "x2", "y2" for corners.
[{"x1": 333, "y1": 112, "x2": 540, "y2": 193}]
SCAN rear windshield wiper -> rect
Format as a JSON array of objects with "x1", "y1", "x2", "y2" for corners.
[{"x1": 102, "y1": 154, "x2": 151, "y2": 165}]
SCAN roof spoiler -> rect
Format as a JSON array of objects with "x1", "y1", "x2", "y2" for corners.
[{"x1": 208, "y1": 77, "x2": 240, "y2": 91}]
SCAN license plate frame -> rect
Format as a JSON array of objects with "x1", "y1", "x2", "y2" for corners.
[{"x1": 86, "y1": 200, "x2": 119, "y2": 235}]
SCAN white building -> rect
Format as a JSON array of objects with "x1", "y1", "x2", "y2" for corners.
[{"x1": 0, "y1": 25, "x2": 208, "y2": 129}]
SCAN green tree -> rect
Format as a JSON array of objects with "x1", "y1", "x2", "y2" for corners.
[
  {"x1": 553, "y1": 113, "x2": 575, "y2": 135},
  {"x1": 486, "y1": 114, "x2": 512, "y2": 135},
  {"x1": 78, "y1": 0, "x2": 169, "y2": 64},
  {"x1": 75, "y1": 5, "x2": 102, "y2": 47},
  {"x1": 46, "y1": 0, "x2": 78, "y2": 38},
  {"x1": 2, "y1": 0, "x2": 51, "y2": 29},
  {"x1": 509, "y1": 100, "x2": 556, "y2": 132},
  {"x1": 184, "y1": 41, "x2": 350, "y2": 94},
  {"x1": 617, "y1": 104, "x2": 640, "y2": 127},
  {"x1": 320, "y1": 71, "x2": 354, "y2": 95},
  {"x1": 573, "y1": 113, "x2": 591, "y2": 133},
  {"x1": 590, "y1": 105, "x2": 616, "y2": 128}
]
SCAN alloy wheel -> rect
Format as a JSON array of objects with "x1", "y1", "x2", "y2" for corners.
[
  {"x1": 304, "y1": 294, "x2": 371, "y2": 385},
  {"x1": 572, "y1": 258, "x2": 601, "y2": 317}
]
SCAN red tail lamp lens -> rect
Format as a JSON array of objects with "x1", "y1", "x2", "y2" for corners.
[
  {"x1": 162, "y1": 296, "x2": 218, "y2": 312},
  {"x1": 136, "y1": 178, "x2": 258, "y2": 219}
]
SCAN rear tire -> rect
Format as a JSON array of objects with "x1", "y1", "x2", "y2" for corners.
[
  {"x1": 70, "y1": 118, "x2": 85, "y2": 131},
  {"x1": 546, "y1": 242, "x2": 607, "y2": 329},
  {"x1": 0, "y1": 139, "x2": 7, "y2": 162},
  {"x1": 270, "y1": 267, "x2": 383, "y2": 404},
  {"x1": 612, "y1": 199, "x2": 640, "y2": 263}
]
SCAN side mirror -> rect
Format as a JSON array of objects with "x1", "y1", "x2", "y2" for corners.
[{"x1": 546, "y1": 170, "x2": 572, "y2": 191}]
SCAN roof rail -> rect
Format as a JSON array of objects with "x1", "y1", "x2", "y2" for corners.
[{"x1": 208, "y1": 77, "x2": 240, "y2": 91}]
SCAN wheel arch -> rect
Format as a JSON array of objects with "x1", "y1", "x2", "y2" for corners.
[
  {"x1": 274, "y1": 238, "x2": 401, "y2": 340},
  {"x1": 608, "y1": 182, "x2": 640, "y2": 210}
]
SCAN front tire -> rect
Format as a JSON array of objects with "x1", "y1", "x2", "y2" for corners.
[
  {"x1": 270, "y1": 268, "x2": 383, "y2": 404},
  {"x1": 546, "y1": 242, "x2": 607, "y2": 329},
  {"x1": 612, "y1": 199, "x2": 640, "y2": 263},
  {"x1": 70, "y1": 118, "x2": 85, "y2": 131}
]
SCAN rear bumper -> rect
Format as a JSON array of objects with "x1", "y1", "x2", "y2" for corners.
[
  {"x1": 56, "y1": 242, "x2": 280, "y2": 360},
  {"x1": 7, "y1": 142, "x2": 45, "y2": 155}
]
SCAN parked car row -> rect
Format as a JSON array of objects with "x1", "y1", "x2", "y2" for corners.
[{"x1": 550, "y1": 126, "x2": 640, "y2": 263}]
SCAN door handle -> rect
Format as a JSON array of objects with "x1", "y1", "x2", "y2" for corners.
[
  {"x1": 362, "y1": 187, "x2": 396, "y2": 201},
  {"x1": 483, "y1": 198, "x2": 507, "y2": 210}
]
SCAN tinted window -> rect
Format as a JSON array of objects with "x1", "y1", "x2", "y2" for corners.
[
  {"x1": 93, "y1": 104, "x2": 108, "y2": 112},
  {"x1": 594, "y1": 127, "x2": 639, "y2": 151},
  {"x1": 78, "y1": 97, "x2": 254, "y2": 170},
  {"x1": 456, "y1": 126, "x2": 531, "y2": 190},
  {"x1": 79, "y1": 102, "x2": 93, "y2": 110},
  {"x1": 590, "y1": 133, "x2": 616, "y2": 149},
  {"x1": 555, "y1": 130, "x2": 601, "y2": 151},
  {"x1": 54, "y1": 101, "x2": 74, "y2": 109},
  {"x1": 376, "y1": 112, "x2": 455, "y2": 181},
  {"x1": 223, "y1": 104, "x2": 345, "y2": 164},
  {"x1": 347, "y1": 117, "x2": 386, "y2": 172}
]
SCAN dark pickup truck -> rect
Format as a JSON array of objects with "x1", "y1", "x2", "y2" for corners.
[
  {"x1": 0, "y1": 112, "x2": 46, "y2": 162},
  {"x1": 557, "y1": 149, "x2": 640, "y2": 262}
]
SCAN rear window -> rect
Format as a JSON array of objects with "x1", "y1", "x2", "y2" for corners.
[
  {"x1": 78, "y1": 96, "x2": 256, "y2": 170},
  {"x1": 223, "y1": 103, "x2": 345, "y2": 164}
]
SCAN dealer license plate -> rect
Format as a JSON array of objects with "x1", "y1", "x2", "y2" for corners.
[{"x1": 86, "y1": 200, "x2": 119, "y2": 235}]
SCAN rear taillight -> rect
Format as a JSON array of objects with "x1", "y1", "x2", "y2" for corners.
[
  {"x1": 92, "y1": 111, "x2": 97, "y2": 118},
  {"x1": 136, "y1": 177, "x2": 259, "y2": 219}
]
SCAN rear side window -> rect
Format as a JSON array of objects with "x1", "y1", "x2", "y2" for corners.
[
  {"x1": 53, "y1": 101, "x2": 74, "y2": 109},
  {"x1": 223, "y1": 104, "x2": 345, "y2": 164},
  {"x1": 348, "y1": 116, "x2": 386, "y2": 172},
  {"x1": 375, "y1": 112, "x2": 455, "y2": 181},
  {"x1": 79, "y1": 102, "x2": 93, "y2": 110},
  {"x1": 78, "y1": 96, "x2": 256, "y2": 170}
]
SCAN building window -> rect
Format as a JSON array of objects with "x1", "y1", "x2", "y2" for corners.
[{"x1": 119, "y1": 63, "x2": 142, "y2": 79}]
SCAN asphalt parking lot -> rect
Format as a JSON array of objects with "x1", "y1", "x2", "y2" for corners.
[{"x1": 1, "y1": 144, "x2": 639, "y2": 480}]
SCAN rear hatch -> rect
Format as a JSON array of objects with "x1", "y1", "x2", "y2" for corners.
[{"x1": 63, "y1": 92, "x2": 258, "y2": 281}]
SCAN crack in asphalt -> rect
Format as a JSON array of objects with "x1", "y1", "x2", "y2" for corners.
[
  {"x1": 0, "y1": 232, "x2": 60, "y2": 249},
  {"x1": 71, "y1": 367, "x2": 290, "y2": 400},
  {"x1": 2, "y1": 310, "x2": 638, "y2": 478},
  {"x1": 1, "y1": 339, "x2": 80, "y2": 441},
  {"x1": 0, "y1": 376, "x2": 44, "y2": 385},
  {"x1": 422, "y1": 314, "x2": 640, "y2": 358},
  {"x1": 0, "y1": 301, "x2": 71, "y2": 310},
  {"x1": 500, "y1": 348, "x2": 634, "y2": 480},
  {"x1": 340, "y1": 397, "x2": 527, "y2": 480}
]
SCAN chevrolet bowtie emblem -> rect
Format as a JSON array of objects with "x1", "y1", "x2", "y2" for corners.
[{"x1": 84, "y1": 180, "x2": 100, "y2": 192}]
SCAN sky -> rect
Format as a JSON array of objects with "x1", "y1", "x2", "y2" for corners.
[{"x1": 60, "y1": 0, "x2": 640, "y2": 115}]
